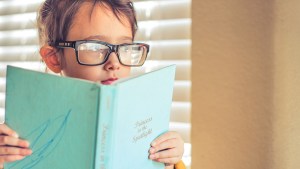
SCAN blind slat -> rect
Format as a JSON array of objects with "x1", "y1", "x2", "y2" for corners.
[
  {"x1": 0, "y1": 0, "x2": 190, "y2": 31},
  {"x1": 0, "y1": 29, "x2": 38, "y2": 46},
  {"x1": 169, "y1": 122, "x2": 191, "y2": 143},
  {"x1": 171, "y1": 102, "x2": 191, "y2": 123},
  {"x1": 147, "y1": 40, "x2": 190, "y2": 60},
  {"x1": 0, "y1": 0, "x2": 42, "y2": 15},
  {"x1": 135, "y1": 0, "x2": 190, "y2": 21},
  {"x1": 0, "y1": 46, "x2": 40, "y2": 61},
  {"x1": 0, "y1": 93, "x2": 4, "y2": 108},
  {"x1": 173, "y1": 81, "x2": 191, "y2": 102},
  {"x1": 0, "y1": 78, "x2": 5, "y2": 93},
  {"x1": 0, "y1": 13, "x2": 36, "y2": 31},
  {"x1": 136, "y1": 19, "x2": 190, "y2": 41},
  {"x1": 0, "y1": 62, "x2": 45, "y2": 77},
  {"x1": 0, "y1": 0, "x2": 190, "y2": 20},
  {"x1": 0, "y1": 19, "x2": 190, "y2": 45}
]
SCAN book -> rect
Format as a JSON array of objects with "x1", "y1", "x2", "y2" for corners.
[{"x1": 4, "y1": 65, "x2": 176, "y2": 169}]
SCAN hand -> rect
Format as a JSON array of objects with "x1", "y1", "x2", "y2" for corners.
[
  {"x1": 149, "y1": 131, "x2": 184, "y2": 167},
  {"x1": 0, "y1": 124, "x2": 32, "y2": 166}
]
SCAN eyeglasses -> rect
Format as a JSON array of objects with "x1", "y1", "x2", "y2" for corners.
[{"x1": 54, "y1": 40, "x2": 150, "y2": 66}]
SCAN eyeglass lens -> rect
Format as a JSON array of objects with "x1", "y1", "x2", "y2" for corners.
[{"x1": 77, "y1": 43, "x2": 147, "y2": 66}]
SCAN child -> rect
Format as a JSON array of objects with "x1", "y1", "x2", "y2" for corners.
[{"x1": 0, "y1": 0, "x2": 185, "y2": 169}]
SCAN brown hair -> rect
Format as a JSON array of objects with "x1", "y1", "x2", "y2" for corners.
[{"x1": 37, "y1": 0, "x2": 137, "y2": 47}]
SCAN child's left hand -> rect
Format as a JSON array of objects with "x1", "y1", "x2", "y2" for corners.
[{"x1": 149, "y1": 131, "x2": 184, "y2": 167}]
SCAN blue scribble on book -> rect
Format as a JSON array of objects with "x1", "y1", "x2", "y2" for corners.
[{"x1": 8, "y1": 110, "x2": 72, "y2": 169}]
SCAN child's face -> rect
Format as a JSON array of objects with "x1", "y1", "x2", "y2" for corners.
[{"x1": 60, "y1": 2, "x2": 132, "y2": 84}]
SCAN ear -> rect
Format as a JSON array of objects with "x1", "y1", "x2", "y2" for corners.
[{"x1": 40, "y1": 45, "x2": 62, "y2": 73}]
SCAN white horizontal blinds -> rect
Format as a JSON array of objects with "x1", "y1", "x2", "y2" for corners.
[
  {"x1": 0, "y1": 0, "x2": 44, "y2": 116},
  {"x1": 133, "y1": 0, "x2": 191, "y2": 167},
  {"x1": 0, "y1": 0, "x2": 191, "y2": 167}
]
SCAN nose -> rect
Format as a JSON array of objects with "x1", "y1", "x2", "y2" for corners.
[{"x1": 103, "y1": 52, "x2": 120, "y2": 71}]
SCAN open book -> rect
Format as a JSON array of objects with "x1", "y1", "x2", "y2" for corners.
[{"x1": 4, "y1": 65, "x2": 176, "y2": 169}]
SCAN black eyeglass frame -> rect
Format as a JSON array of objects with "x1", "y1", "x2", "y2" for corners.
[{"x1": 54, "y1": 40, "x2": 150, "y2": 66}]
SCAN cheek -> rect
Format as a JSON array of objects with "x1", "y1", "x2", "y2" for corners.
[
  {"x1": 60, "y1": 49, "x2": 132, "y2": 81},
  {"x1": 60, "y1": 49, "x2": 77, "y2": 68},
  {"x1": 70, "y1": 67, "x2": 103, "y2": 81},
  {"x1": 60, "y1": 49, "x2": 97, "y2": 80},
  {"x1": 119, "y1": 66, "x2": 131, "y2": 78}
]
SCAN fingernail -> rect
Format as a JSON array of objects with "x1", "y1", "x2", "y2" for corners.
[
  {"x1": 16, "y1": 156, "x2": 25, "y2": 160},
  {"x1": 151, "y1": 141, "x2": 156, "y2": 146},
  {"x1": 149, "y1": 154, "x2": 156, "y2": 160},
  {"x1": 25, "y1": 141, "x2": 30, "y2": 147},
  {"x1": 12, "y1": 132, "x2": 19, "y2": 138},
  {"x1": 21, "y1": 141, "x2": 30, "y2": 147},
  {"x1": 21, "y1": 149, "x2": 32, "y2": 155},
  {"x1": 149, "y1": 147, "x2": 155, "y2": 153}
]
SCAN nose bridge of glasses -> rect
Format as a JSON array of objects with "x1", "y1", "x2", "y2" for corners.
[
  {"x1": 109, "y1": 44, "x2": 118, "y2": 53},
  {"x1": 105, "y1": 44, "x2": 119, "y2": 59},
  {"x1": 105, "y1": 44, "x2": 119, "y2": 61}
]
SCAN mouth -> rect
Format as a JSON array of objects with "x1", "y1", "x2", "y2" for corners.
[{"x1": 101, "y1": 78, "x2": 118, "y2": 85}]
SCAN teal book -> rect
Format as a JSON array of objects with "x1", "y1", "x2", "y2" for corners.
[{"x1": 4, "y1": 65, "x2": 176, "y2": 169}]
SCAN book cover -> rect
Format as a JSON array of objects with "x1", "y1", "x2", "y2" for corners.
[{"x1": 4, "y1": 65, "x2": 176, "y2": 169}]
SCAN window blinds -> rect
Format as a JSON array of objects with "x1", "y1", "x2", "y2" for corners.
[{"x1": 0, "y1": 0, "x2": 191, "y2": 167}]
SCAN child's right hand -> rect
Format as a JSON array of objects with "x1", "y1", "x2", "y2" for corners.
[{"x1": 0, "y1": 124, "x2": 32, "y2": 166}]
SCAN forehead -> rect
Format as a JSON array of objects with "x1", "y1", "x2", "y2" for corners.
[{"x1": 67, "y1": 2, "x2": 133, "y2": 42}]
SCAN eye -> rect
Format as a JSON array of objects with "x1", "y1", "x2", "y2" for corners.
[
  {"x1": 89, "y1": 44, "x2": 101, "y2": 51},
  {"x1": 123, "y1": 46, "x2": 129, "y2": 51},
  {"x1": 123, "y1": 46, "x2": 133, "y2": 53}
]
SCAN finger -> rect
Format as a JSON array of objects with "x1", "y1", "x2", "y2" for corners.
[
  {"x1": 165, "y1": 163, "x2": 175, "y2": 168},
  {"x1": 0, "y1": 155, "x2": 25, "y2": 163},
  {"x1": 149, "y1": 138, "x2": 177, "y2": 153},
  {"x1": 0, "y1": 124, "x2": 18, "y2": 138},
  {"x1": 151, "y1": 131, "x2": 179, "y2": 147},
  {"x1": 0, "y1": 136, "x2": 30, "y2": 148},
  {"x1": 155, "y1": 157, "x2": 181, "y2": 165},
  {"x1": 149, "y1": 147, "x2": 180, "y2": 160},
  {"x1": 0, "y1": 146, "x2": 32, "y2": 156}
]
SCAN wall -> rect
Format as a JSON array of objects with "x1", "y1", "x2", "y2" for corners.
[
  {"x1": 191, "y1": 0, "x2": 300, "y2": 169},
  {"x1": 273, "y1": 1, "x2": 300, "y2": 169}
]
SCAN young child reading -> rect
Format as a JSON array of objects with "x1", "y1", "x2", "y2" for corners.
[{"x1": 0, "y1": 0, "x2": 185, "y2": 168}]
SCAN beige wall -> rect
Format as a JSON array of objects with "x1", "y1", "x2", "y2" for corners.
[
  {"x1": 191, "y1": 0, "x2": 300, "y2": 169},
  {"x1": 273, "y1": 1, "x2": 300, "y2": 169}
]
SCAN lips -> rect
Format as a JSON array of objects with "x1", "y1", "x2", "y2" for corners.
[{"x1": 101, "y1": 78, "x2": 118, "y2": 85}]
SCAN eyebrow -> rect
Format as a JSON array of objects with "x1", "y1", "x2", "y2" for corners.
[{"x1": 83, "y1": 35, "x2": 133, "y2": 43}]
